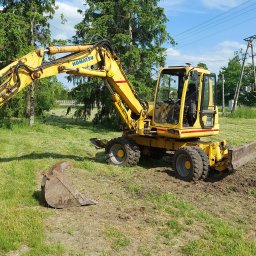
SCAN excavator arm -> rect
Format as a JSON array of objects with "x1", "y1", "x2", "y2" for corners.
[{"x1": 0, "y1": 40, "x2": 147, "y2": 132}]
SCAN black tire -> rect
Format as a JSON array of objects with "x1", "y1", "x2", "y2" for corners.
[
  {"x1": 173, "y1": 147, "x2": 203, "y2": 181},
  {"x1": 193, "y1": 147, "x2": 209, "y2": 180},
  {"x1": 105, "y1": 137, "x2": 140, "y2": 167}
]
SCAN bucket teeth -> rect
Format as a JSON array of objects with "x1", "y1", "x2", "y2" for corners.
[{"x1": 41, "y1": 161, "x2": 97, "y2": 208}]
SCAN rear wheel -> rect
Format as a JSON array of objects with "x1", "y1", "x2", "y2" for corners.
[
  {"x1": 105, "y1": 137, "x2": 140, "y2": 166},
  {"x1": 174, "y1": 147, "x2": 203, "y2": 181}
]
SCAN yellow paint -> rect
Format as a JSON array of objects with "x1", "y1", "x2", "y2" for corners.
[
  {"x1": 185, "y1": 160, "x2": 191, "y2": 169},
  {"x1": 0, "y1": 43, "x2": 230, "y2": 173},
  {"x1": 117, "y1": 149, "x2": 125, "y2": 158}
]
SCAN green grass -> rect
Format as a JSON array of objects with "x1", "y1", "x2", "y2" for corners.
[
  {"x1": 104, "y1": 227, "x2": 130, "y2": 251},
  {"x1": 0, "y1": 116, "x2": 120, "y2": 255},
  {"x1": 161, "y1": 220, "x2": 183, "y2": 238},
  {"x1": 147, "y1": 192, "x2": 256, "y2": 256},
  {"x1": 228, "y1": 106, "x2": 256, "y2": 119},
  {"x1": 203, "y1": 116, "x2": 256, "y2": 146},
  {"x1": 0, "y1": 111, "x2": 255, "y2": 255},
  {"x1": 249, "y1": 188, "x2": 256, "y2": 198}
]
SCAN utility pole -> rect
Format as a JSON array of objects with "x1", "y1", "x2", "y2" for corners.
[
  {"x1": 251, "y1": 43, "x2": 256, "y2": 92},
  {"x1": 222, "y1": 73, "x2": 225, "y2": 114},
  {"x1": 29, "y1": 16, "x2": 35, "y2": 127},
  {"x1": 232, "y1": 34, "x2": 256, "y2": 113}
]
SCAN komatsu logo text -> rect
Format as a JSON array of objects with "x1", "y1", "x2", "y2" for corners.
[{"x1": 72, "y1": 56, "x2": 93, "y2": 66}]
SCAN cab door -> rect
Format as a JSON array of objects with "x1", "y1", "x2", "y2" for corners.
[
  {"x1": 200, "y1": 74, "x2": 217, "y2": 128},
  {"x1": 153, "y1": 68, "x2": 185, "y2": 126}
]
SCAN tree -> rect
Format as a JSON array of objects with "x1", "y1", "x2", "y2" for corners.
[
  {"x1": 35, "y1": 77, "x2": 67, "y2": 116},
  {"x1": 217, "y1": 51, "x2": 256, "y2": 107},
  {"x1": 72, "y1": 0, "x2": 174, "y2": 124},
  {"x1": 0, "y1": 13, "x2": 30, "y2": 64},
  {"x1": 217, "y1": 53, "x2": 241, "y2": 105},
  {"x1": 0, "y1": 12, "x2": 31, "y2": 123},
  {"x1": 197, "y1": 62, "x2": 208, "y2": 70},
  {"x1": 239, "y1": 63, "x2": 256, "y2": 106},
  {"x1": 0, "y1": 0, "x2": 55, "y2": 46},
  {"x1": 0, "y1": 0, "x2": 57, "y2": 125}
]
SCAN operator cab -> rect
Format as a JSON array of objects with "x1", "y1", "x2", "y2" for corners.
[
  {"x1": 154, "y1": 67, "x2": 185, "y2": 125},
  {"x1": 153, "y1": 66, "x2": 218, "y2": 138}
]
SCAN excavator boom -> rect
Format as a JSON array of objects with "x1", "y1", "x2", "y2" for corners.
[{"x1": 0, "y1": 40, "x2": 146, "y2": 132}]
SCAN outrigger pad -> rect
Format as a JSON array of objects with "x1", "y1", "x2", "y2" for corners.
[{"x1": 41, "y1": 161, "x2": 97, "y2": 209}]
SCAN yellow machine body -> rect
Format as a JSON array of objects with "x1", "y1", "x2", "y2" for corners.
[{"x1": 1, "y1": 40, "x2": 254, "y2": 181}]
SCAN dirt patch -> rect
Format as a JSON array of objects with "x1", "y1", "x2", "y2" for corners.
[
  {"x1": 135, "y1": 158, "x2": 256, "y2": 236},
  {"x1": 44, "y1": 168, "x2": 177, "y2": 255},
  {"x1": 44, "y1": 159, "x2": 256, "y2": 255}
]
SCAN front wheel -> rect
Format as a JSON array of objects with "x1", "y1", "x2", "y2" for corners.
[
  {"x1": 193, "y1": 147, "x2": 209, "y2": 180},
  {"x1": 173, "y1": 147, "x2": 203, "y2": 181},
  {"x1": 105, "y1": 137, "x2": 140, "y2": 167}
]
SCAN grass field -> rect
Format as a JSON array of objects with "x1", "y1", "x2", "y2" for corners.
[{"x1": 0, "y1": 108, "x2": 255, "y2": 255}]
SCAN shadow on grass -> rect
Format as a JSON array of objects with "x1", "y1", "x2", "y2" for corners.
[
  {"x1": 205, "y1": 169, "x2": 232, "y2": 183},
  {"x1": 161, "y1": 167, "x2": 232, "y2": 183},
  {"x1": 138, "y1": 156, "x2": 171, "y2": 169},
  {"x1": 45, "y1": 114, "x2": 119, "y2": 135},
  {"x1": 95, "y1": 151, "x2": 106, "y2": 163},
  {"x1": 32, "y1": 190, "x2": 48, "y2": 207},
  {"x1": 0, "y1": 152, "x2": 91, "y2": 163}
]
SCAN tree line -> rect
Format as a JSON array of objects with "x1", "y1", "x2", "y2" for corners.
[{"x1": 0, "y1": 0, "x2": 255, "y2": 128}]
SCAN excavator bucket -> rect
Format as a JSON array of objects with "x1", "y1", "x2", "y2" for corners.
[
  {"x1": 41, "y1": 161, "x2": 97, "y2": 209},
  {"x1": 228, "y1": 141, "x2": 256, "y2": 170}
]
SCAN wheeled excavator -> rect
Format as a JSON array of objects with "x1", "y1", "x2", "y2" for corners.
[{"x1": 0, "y1": 40, "x2": 255, "y2": 207}]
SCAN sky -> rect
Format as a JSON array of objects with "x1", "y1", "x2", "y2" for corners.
[{"x1": 50, "y1": 0, "x2": 256, "y2": 85}]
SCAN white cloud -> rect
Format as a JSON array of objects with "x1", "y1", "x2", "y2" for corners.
[
  {"x1": 50, "y1": 1, "x2": 83, "y2": 40},
  {"x1": 54, "y1": 33, "x2": 68, "y2": 40},
  {"x1": 159, "y1": 0, "x2": 186, "y2": 6},
  {"x1": 201, "y1": 0, "x2": 246, "y2": 10},
  {"x1": 55, "y1": 2, "x2": 81, "y2": 19},
  {"x1": 159, "y1": 0, "x2": 205, "y2": 14},
  {"x1": 166, "y1": 40, "x2": 246, "y2": 73},
  {"x1": 217, "y1": 40, "x2": 245, "y2": 49},
  {"x1": 166, "y1": 48, "x2": 181, "y2": 57}
]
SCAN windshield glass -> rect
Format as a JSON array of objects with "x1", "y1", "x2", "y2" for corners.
[{"x1": 154, "y1": 69, "x2": 185, "y2": 125}]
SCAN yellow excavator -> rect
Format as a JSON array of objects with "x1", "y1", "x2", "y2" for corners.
[{"x1": 0, "y1": 40, "x2": 255, "y2": 207}]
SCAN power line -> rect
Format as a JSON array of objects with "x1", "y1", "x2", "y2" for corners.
[
  {"x1": 175, "y1": 13, "x2": 256, "y2": 49},
  {"x1": 174, "y1": 0, "x2": 255, "y2": 39},
  {"x1": 232, "y1": 34, "x2": 256, "y2": 112},
  {"x1": 175, "y1": 3, "x2": 256, "y2": 43}
]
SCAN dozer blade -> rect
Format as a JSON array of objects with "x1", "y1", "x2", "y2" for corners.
[
  {"x1": 90, "y1": 138, "x2": 108, "y2": 149},
  {"x1": 41, "y1": 161, "x2": 97, "y2": 209},
  {"x1": 228, "y1": 141, "x2": 256, "y2": 170}
]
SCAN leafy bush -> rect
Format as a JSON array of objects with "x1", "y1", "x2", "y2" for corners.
[{"x1": 229, "y1": 106, "x2": 256, "y2": 118}]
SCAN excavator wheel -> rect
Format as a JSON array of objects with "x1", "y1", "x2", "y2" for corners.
[
  {"x1": 173, "y1": 147, "x2": 203, "y2": 181},
  {"x1": 193, "y1": 147, "x2": 210, "y2": 180},
  {"x1": 105, "y1": 137, "x2": 141, "y2": 167}
]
